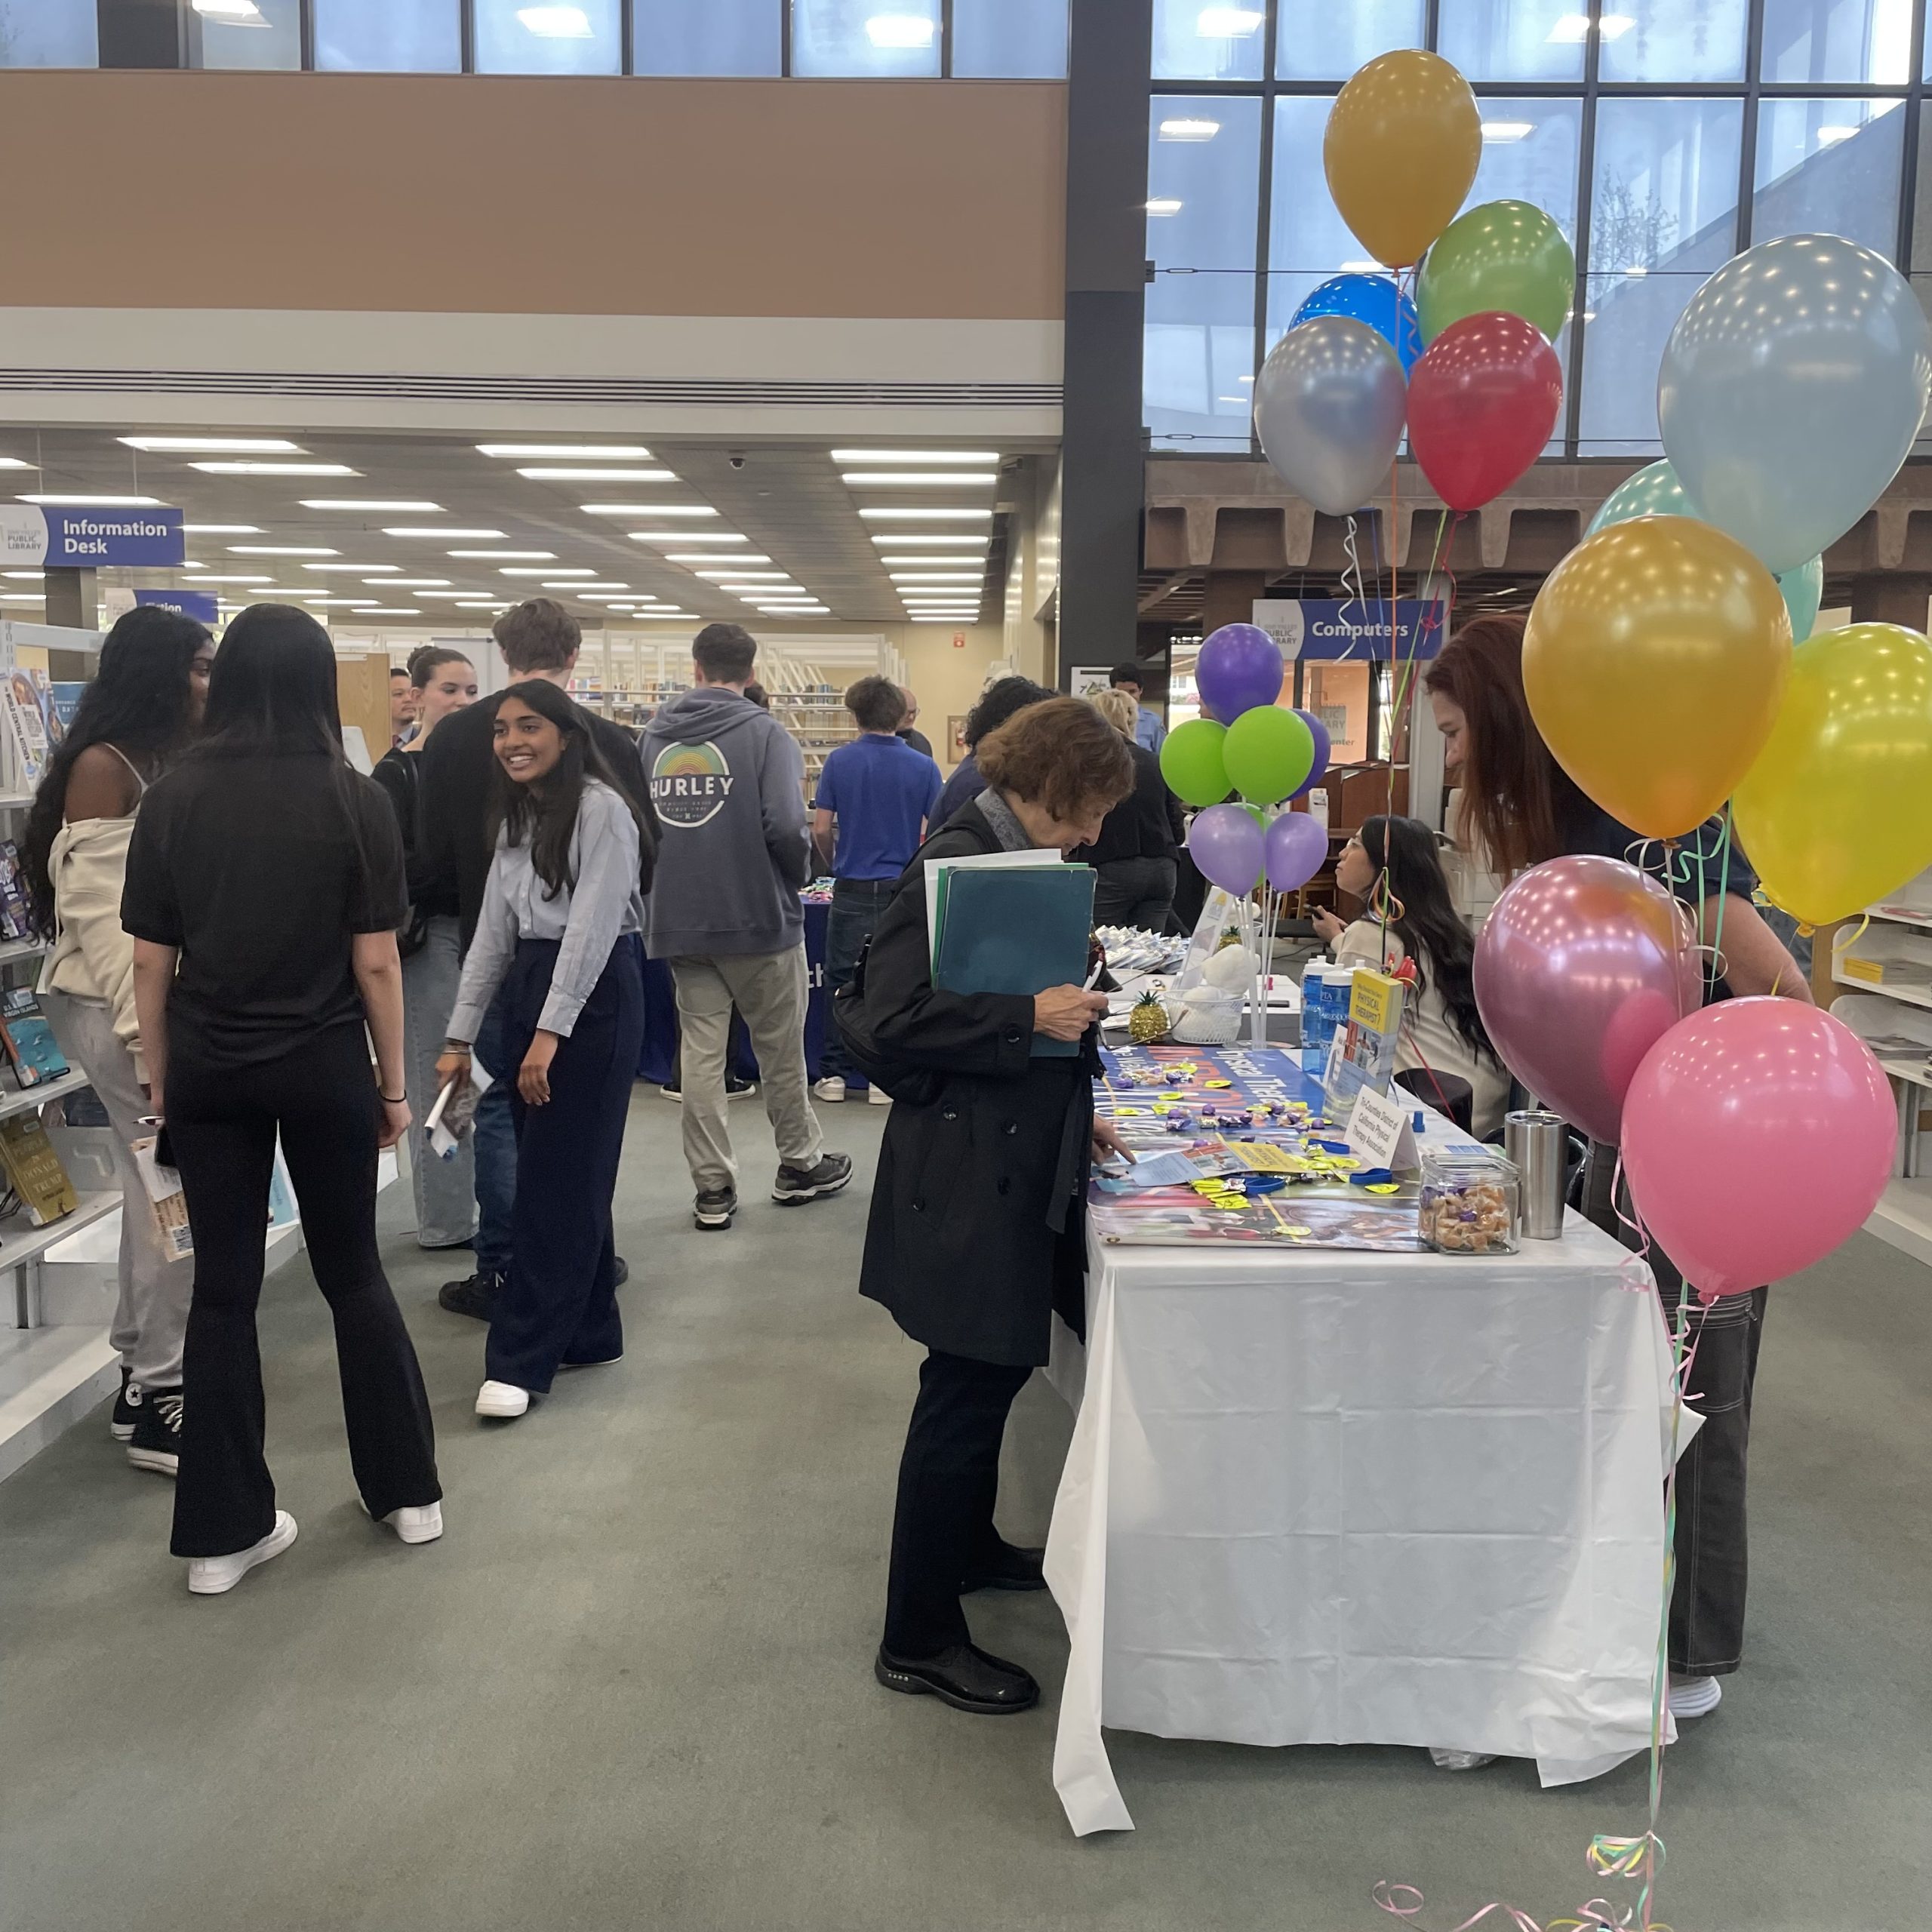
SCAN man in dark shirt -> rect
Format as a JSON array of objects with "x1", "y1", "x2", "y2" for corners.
[
  {"x1": 415, "y1": 599, "x2": 657, "y2": 1319},
  {"x1": 894, "y1": 687, "x2": 935, "y2": 761}
]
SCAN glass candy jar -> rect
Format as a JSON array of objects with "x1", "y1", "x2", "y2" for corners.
[{"x1": 1418, "y1": 1147, "x2": 1521, "y2": 1256}]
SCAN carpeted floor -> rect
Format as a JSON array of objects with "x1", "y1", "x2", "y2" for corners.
[{"x1": 0, "y1": 1089, "x2": 1924, "y2": 1931}]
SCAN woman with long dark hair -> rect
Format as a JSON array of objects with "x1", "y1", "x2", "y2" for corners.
[
  {"x1": 1421, "y1": 609, "x2": 1807, "y2": 1734},
  {"x1": 371, "y1": 645, "x2": 480, "y2": 1254},
  {"x1": 1312, "y1": 814, "x2": 1508, "y2": 1135},
  {"x1": 122, "y1": 605, "x2": 440, "y2": 1595},
  {"x1": 25, "y1": 606, "x2": 213, "y2": 1475},
  {"x1": 437, "y1": 678, "x2": 647, "y2": 1421}
]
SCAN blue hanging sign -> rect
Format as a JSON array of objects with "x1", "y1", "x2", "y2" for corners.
[
  {"x1": 134, "y1": 588, "x2": 220, "y2": 624},
  {"x1": 1251, "y1": 598, "x2": 1446, "y2": 663},
  {"x1": 0, "y1": 504, "x2": 185, "y2": 568}
]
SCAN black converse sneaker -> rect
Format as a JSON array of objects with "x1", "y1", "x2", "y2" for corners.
[
  {"x1": 127, "y1": 1387, "x2": 183, "y2": 1476},
  {"x1": 438, "y1": 1269, "x2": 503, "y2": 1321},
  {"x1": 771, "y1": 1152, "x2": 854, "y2": 1205},
  {"x1": 110, "y1": 1368, "x2": 140, "y2": 1443}
]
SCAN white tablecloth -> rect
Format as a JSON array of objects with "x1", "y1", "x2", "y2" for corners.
[{"x1": 1043, "y1": 1213, "x2": 1684, "y2": 1835}]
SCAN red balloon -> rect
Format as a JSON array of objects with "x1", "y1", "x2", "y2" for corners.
[{"x1": 1407, "y1": 311, "x2": 1563, "y2": 511}]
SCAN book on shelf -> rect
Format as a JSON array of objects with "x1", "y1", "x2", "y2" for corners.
[
  {"x1": 2, "y1": 669, "x2": 51, "y2": 793},
  {"x1": 0, "y1": 1112, "x2": 77, "y2": 1226},
  {"x1": 0, "y1": 841, "x2": 32, "y2": 941},
  {"x1": 0, "y1": 987, "x2": 69, "y2": 1088}
]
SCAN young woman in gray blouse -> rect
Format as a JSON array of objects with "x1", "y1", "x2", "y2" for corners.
[{"x1": 438, "y1": 679, "x2": 648, "y2": 1420}]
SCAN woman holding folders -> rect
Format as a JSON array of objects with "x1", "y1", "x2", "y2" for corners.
[
  {"x1": 122, "y1": 605, "x2": 439, "y2": 1595},
  {"x1": 24, "y1": 605, "x2": 214, "y2": 1477},
  {"x1": 854, "y1": 697, "x2": 1135, "y2": 1717},
  {"x1": 437, "y1": 678, "x2": 647, "y2": 1422}
]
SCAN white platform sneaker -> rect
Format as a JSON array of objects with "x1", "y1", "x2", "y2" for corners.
[
  {"x1": 475, "y1": 1380, "x2": 531, "y2": 1419},
  {"x1": 187, "y1": 1510, "x2": 298, "y2": 1595}
]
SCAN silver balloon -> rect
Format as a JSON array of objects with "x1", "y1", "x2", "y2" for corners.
[
  {"x1": 1253, "y1": 315, "x2": 1406, "y2": 516},
  {"x1": 1658, "y1": 233, "x2": 1932, "y2": 575}
]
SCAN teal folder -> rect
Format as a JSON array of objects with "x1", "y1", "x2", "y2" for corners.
[{"x1": 932, "y1": 864, "x2": 1095, "y2": 1057}]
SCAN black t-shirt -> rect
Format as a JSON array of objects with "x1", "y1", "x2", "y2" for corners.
[
  {"x1": 1558, "y1": 799, "x2": 1759, "y2": 1001},
  {"x1": 1069, "y1": 740, "x2": 1186, "y2": 867},
  {"x1": 122, "y1": 752, "x2": 407, "y2": 1069}
]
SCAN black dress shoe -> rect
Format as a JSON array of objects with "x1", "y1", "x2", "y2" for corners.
[
  {"x1": 874, "y1": 1642, "x2": 1039, "y2": 1715},
  {"x1": 961, "y1": 1543, "x2": 1048, "y2": 1595}
]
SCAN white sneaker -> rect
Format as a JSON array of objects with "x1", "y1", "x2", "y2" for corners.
[
  {"x1": 867, "y1": 1085, "x2": 893, "y2": 1106},
  {"x1": 812, "y1": 1078, "x2": 846, "y2": 1102},
  {"x1": 1669, "y1": 1672, "x2": 1723, "y2": 1719},
  {"x1": 475, "y1": 1380, "x2": 531, "y2": 1419},
  {"x1": 187, "y1": 1510, "x2": 298, "y2": 1595},
  {"x1": 378, "y1": 1502, "x2": 444, "y2": 1544},
  {"x1": 1427, "y1": 1747, "x2": 1498, "y2": 1771}
]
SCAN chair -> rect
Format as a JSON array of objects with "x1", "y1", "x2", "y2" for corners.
[{"x1": 1395, "y1": 1066, "x2": 1473, "y2": 1134}]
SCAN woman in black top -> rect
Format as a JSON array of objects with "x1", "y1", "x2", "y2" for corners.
[
  {"x1": 371, "y1": 646, "x2": 480, "y2": 1252},
  {"x1": 1075, "y1": 686, "x2": 1187, "y2": 930},
  {"x1": 1423, "y1": 611, "x2": 1807, "y2": 1730},
  {"x1": 123, "y1": 605, "x2": 441, "y2": 1597},
  {"x1": 859, "y1": 698, "x2": 1135, "y2": 1717}
]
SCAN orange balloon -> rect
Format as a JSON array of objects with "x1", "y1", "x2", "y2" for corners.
[
  {"x1": 1524, "y1": 517, "x2": 1792, "y2": 839},
  {"x1": 1324, "y1": 51, "x2": 1482, "y2": 269}
]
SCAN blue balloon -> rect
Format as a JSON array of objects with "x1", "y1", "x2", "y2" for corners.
[{"x1": 1291, "y1": 274, "x2": 1423, "y2": 373}]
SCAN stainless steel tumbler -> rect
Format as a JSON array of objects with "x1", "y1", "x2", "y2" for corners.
[{"x1": 1504, "y1": 1109, "x2": 1567, "y2": 1240}]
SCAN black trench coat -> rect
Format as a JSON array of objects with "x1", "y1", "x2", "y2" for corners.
[{"x1": 857, "y1": 801, "x2": 1097, "y2": 1369}]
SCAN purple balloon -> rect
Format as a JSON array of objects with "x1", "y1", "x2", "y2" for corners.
[
  {"x1": 1472, "y1": 855, "x2": 1703, "y2": 1146},
  {"x1": 1291, "y1": 709, "x2": 1331, "y2": 799},
  {"x1": 1188, "y1": 803, "x2": 1264, "y2": 895},
  {"x1": 1196, "y1": 624, "x2": 1286, "y2": 722},
  {"x1": 1264, "y1": 809, "x2": 1330, "y2": 891}
]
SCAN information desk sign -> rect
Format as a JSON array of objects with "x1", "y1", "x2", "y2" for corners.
[{"x1": 0, "y1": 505, "x2": 185, "y2": 569}]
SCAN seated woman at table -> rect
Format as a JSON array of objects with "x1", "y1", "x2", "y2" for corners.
[
  {"x1": 857, "y1": 697, "x2": 1135, "y2": 1717},
  {"x1": 1423, "y1": 612, "x2": 1807, "y2": 1736},
  {"x1": 1312, "y1": 814, "x2": 1509, "y2": 1137}
]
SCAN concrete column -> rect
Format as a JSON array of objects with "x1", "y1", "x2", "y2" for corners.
[
  {"x1": 1848, "y1": 573, "x2": 1932, "y2": 629},
  {"x1": 1200, "y1": 571, "x2": 1267, "y2": 635},
  {"x1": 1057, "y1": 0, "x2": 1152, "y2": 685},
  {"x1": 44, "y1": 568, "x2": 94, "y2": 630}
]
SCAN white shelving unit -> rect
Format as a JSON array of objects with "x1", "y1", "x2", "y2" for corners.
[{"x1": 1830, "y1": 868, "x2": 1932, "y2": 1265}]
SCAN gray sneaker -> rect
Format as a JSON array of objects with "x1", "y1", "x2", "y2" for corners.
[
  {"x1": 694, "y1": 1186, "x2": 737, "y2": 1231},
  {"x1": 772, "y1": 1152, "x2": 854, "y2": 1205}
]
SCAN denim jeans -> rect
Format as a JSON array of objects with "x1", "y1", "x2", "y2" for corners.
[
  {"x1": 1583, "y1": 1141, "x2": 1767, "y2": 1675},
  {"x1": 820, "y1": 876, "x2": 897, "y2": 1088},
  {"x1": 1094, "y1": 856, "x2": 1178, "y2": 931},
  {"x1": 471, "y1": 990, "x2": 518, "y2": 1283}
]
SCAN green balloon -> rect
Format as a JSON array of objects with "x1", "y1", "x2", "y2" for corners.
[
  {"x1": 1587, "y1": 457, "x2": 1824, "y2": 638},
  {"x1": 1223, "y1": 706, "x2": 1314, "y2": 807},
  {"x1": 1417, "y1": 198, "x2": 1575, "y2": 346},
  {"x1": 1160, "y1": 717, "x2": 1230, "y2": 808}
]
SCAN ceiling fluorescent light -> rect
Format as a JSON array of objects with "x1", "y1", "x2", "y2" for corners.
[
  {"x1": 865, "y1": 11, "x2": 934, "y2": 48},
  {"x1": 20, "y1": 493, "x2": 163, "y2": 506},
  {"x1": 517, "y1": 467, "x2": 675, "y2": 482},
  {"x1": 857, "y1": 509, "x2": 992, "y2": 521},
  {"x1": 302, "y1": 499, "x2": 445, "y2": 512},
  {"x1": 1817, "y1": 123, "x2": 1860, "y2": 143},
  {"x1": 358, "y1": 608, "x2": 425, "y2": 616},
  {"x1": 182, "y1": 523, "x2": 262, "y2": 534},
  {"x1": 388, "y1": 577, "x2": 453, "y2": 586},
  {"x1": 667, "y1": 552, "x2": 771, "y2": 565},
  {"x1": 515, "y1": 5, "x2": 593, "y2": 37},
  {"x1": 119, "y1": 434, "x2": 300, "y2": 452},
  {"x1": 1158, "y1": 117, "x2": 1221, "y2": 142},
  {"x1": 191, "y1": 0, "x2": 267, "y2": 20},
  {"x1": 844, "y1": 473, "x2": 998, "y2": 488},
  {"x1": 304, "y1": 562, "x2": 399, "y2": 573},
  {"x1": 1546, "y1": 11, "x2": 1591, "y2": 39},
  {"x1": 189, "y1": 461, "x2": 359, "y2": 475},
  {"x1": 449, "y1": 549, "x2": 554, "y2": 559},
  {"x1": 478, "y1": 443, "x2": 651, "y2": 459},
  {"x1": 875, "y1": 555, "x2": 987, "y2": 566},
  {"x1": 909, "y1": 615, "x2": 978, "y2": 623},
  {"x1": 890, "y1": 572, "x2": 983, "y2": 583},
  {"x1": 829, "y1": 451, "x2": 999, "y2": 465},
  {"x1": 1196, "y1": 5, "x2": 1263, "y2": 32},
  {"x1": 871, "y1": 534, "x2": 986, "y2": 547},
  {"x1": 1598, "y1": 11, "x2": 1635, "y2": 35},
  {"x1": 635, "y1": 532, "x2": 748, "y2": 546},
  {"x1": 1145, "y1": 198, "x2": 1184, "y2": 217},
  {"x1": 1481, "y1": 120, "x2": 1534, "y2": 143},
  {"x1": 387, "y1": 527, "x2": 503, "y2": 539},
  {"x1": 0, "y1": 458, "x2": 33, "y2": 470},
  {"x1": 0, "y1": 571, "x2": 42, "y2": 579},
  {"x1": 594, "y1": 505, "x2": 717, "y2": 518},
  {"x1": 192, "y1": 574, "x2": 274, "y2": 583},
  {"x1": 545, "y1": 581, "x2": 629, "y2": 590},
  {"x1": 230, "y1": 544, "x2": 338, "y2": 556},
  {"x1": 696, "y1": 569, "x2": 789, "y2": 580}
]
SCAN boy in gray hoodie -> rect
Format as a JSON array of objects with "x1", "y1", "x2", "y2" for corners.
[{"x1": 641, "y1": 624, "x2": 851, "y2": 1230}]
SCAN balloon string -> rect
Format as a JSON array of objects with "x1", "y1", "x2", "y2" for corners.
[{"x1": 1340, "y1": 513, "x2": 1368, "y2": 635}]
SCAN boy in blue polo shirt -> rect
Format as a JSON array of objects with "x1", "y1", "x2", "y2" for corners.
[{"x1": 811, "y1": 675, "x2": 941, "y2": 1103}]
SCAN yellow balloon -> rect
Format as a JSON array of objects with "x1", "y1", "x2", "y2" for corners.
[
  {"x1": 1524, "y1": 517, "x2": 1792, "y2": 839},
  {"x1": 1324, "y1": 51, "x2": 1482, "y2": 269},
  {"x1": 1734, "y1": 623, "x2": 1932, "y2": 925}
]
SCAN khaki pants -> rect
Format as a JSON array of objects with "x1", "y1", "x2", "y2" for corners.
[{"x1": 670, "y1": 946, "x2": 823, "y2": 1194}]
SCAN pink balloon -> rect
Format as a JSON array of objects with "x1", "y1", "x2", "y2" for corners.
[
  {"x1": 1621, "y1": 1000, "x2": 1895, "y2": 1301},
  {"x1": 1474, "y1": 856, "x2": 1701, "y2": 1144}
]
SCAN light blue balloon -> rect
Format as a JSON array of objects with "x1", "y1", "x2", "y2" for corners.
[
  {"x1": 1659, "y1": 233, "x2": 1932, "y2": 576},
  {"x1": 1586, "y1": 457, "x2": 1824, "y2": 638},
  {"x1": 1291, "y1": 273, "x2": 1423, "y2": 373}
]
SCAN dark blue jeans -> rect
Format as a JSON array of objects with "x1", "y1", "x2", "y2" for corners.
[
  {"x1": 486, "y1": 934, "x2": 646, "y2": 1395},
  {"x1": 820, "y1": 876, "x2": 896, "y2": 1087}
]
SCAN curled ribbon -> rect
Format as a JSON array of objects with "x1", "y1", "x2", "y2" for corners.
[{"x1": 1337, "y1": 512, "x2": 1367, "y2": 659}]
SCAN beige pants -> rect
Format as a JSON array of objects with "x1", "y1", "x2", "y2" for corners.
[{"x1": 670, "y1": 946, "x2": 823, "y2": 1194}]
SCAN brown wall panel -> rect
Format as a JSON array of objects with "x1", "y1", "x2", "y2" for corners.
[{"x1": 0, "y1": 72, "x2": 1065, "y2": 321}]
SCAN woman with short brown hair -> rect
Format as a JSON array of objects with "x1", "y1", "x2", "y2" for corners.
[{"x1": 855, "y1": 697, "x2": 1135, "y2": 1716}]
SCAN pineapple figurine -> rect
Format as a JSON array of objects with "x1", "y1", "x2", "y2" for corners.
[{"x1": 1128, "y1": 986, "x2": 1171, "y2": 1045}]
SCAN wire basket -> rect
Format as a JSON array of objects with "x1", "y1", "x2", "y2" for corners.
[{"x1": 1169, "y1": 989, "x2": 1244, "y2": 1046}]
